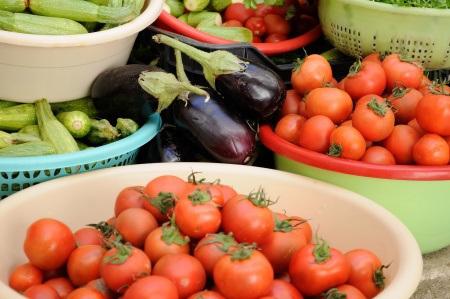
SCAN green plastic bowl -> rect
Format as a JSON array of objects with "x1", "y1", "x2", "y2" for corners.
[{"x1": 260, "y1": 125, "x2": 450, "y2": 254}]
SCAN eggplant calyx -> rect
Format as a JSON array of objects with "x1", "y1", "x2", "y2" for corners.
[{"x1": 138, "y1": 71, "x2": 210, "y2": 112}]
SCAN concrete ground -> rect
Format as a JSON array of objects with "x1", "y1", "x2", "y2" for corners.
[{"x1": 412, "y1": 246, "x2": 450, "y2": 299}]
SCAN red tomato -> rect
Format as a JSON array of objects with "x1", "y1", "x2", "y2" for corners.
[
  {"x1": 153, "y1": 253, "x2": 206, "y2": 298},
  {"x1": 305, "y1": 87, "x2": 353, "y2": 124},
  {"x1": 45, "y1": 278, "x2": 74, "y2": 298},
  {"x1": 183, "y1": 181, "x2": 225, "y2": 207},
  {"x1": 67, "y1": 245, "x2": 105, "y2": 286},
  {"x1": 382, "y1": 54, "x2": 423, "y2": 90},
  {"x1": 416, "y1": 93, "x2": 450, "y2": 136},
  {"x1": 245, "y1": 16, "x2": 267, "y2": 37},
  {"x1": 260, "y1": 214, "x2": 308, "y2": 274},
  {"x1": 387, "y1": 87, "x2": 423, "y2": 124},
  {"x1": 337, "y1": 78, "x2": 346, "y2": 90},
  {"x1": 24, "y1": 218, "x2": 76, "y2": 271},
  {"x1": 352, "y1": 95, "x2": 395, "y2": 141},
  {"x1": 281, "y1": 90, "x2": 301, "y2": 116},
  {"x1": 289, "y1": 241, "x2": 351, "y2": 296},
  {"x1": 275, "y1": 114, "x2": 306, "y2": 144},
  {"x1": 122, "y1": 276, "x2": 178, "y2": 299},
  {"x1": 291, "y1": 54, "x2": 333, "y2": 96},
  {"x1": 413, "y1": 134, "x2": 450, "y2": 165},
  {"x1": 408, "y1": 119, "x2": 426, "y2": 136},
  {"x1": 255, "y1": 4, "x2": 277, "y2": 17},
  {"x1": 194, "y1": 233, "x2": 238, "y2": 276},
  {"x1": 144, "y1": 223, "x2": 190, "y2": 264},
  {"x1": 100, "y1": 246, "x2": 151, "y2": 293},
  {"x1": 447, "y1": 136, "x2": 450, "y2": 149},
  {"x1": 114, "y1": 186, "x2": 145, "y2": 217},
  {"x1": 222, "y1": 20, "x2": 243, "y2": 27},
  {"x1": 383, "y1": 125, "x2": 420, "y2": 164},
  {"x1": 341, "y1": 120, "x2": 353, "y2": 127},
  {"x1": 214, "y1": 246, "x2": 274, "y2": 299},
  {"x1": 264, "y1": 14, "x2": 290, "y2": 36},
  {"x1": 215, "y1": 184, "x2": 237, "y2": 204},
  {"x1": 188, "y1": 290, "x2": 226, "y2": 299},
  {"x1": 85, "y1": 279, "x2": 113, "y2": 299},
  {"x1": 253, "y1": 36, "x2": 262, "y2": 43},
  {"x1": 328, "y1": 126, "x2": 366, "y2": 160},
  {"x1": 298, "y1": 100, "x2": 307, "y2": 117},
  {"x1": 363, "y1": 53, "x2": 382, "y2": 65},
  {"x1": 298, "y1": 115, "x2": 335, "y2": 153},
  {"x1": 115, "y1": 208, "x2": 158, "y2": 247},
  {"x1": 9, "y1": 263, "x2": 43, "y2": 292},
  {"x1": 345, "y1": 249, "x2": 386, "y2": 298},
  {"x1": 66, "y1": 287, "x2": 104, "y2": 299},
  {"x1": 267, "y1": 279, "x2": 303, "y2": 299},
  {"x1": 361, "y1": 146, "x2": 396, "y2": 165},
  {"x1": 265, "y1": 33, "x2": 288, "y2": 43},
  {"x1": 222, "y1": 193, "x2": 274, "y2": 244},
  {"x1": 23, "y1": 284, "x2": 60, "y2": 299},
  {"x1": 344, "y1": 60, "x2": 386, "y2": 100},
  {"x1": 322, "y1": 285, "x2": 367, "y2": 299},
  {"x1": 74, "y1": 227, "x2": 104, "y2": 247},
  {"x1": 419, "y1": 80, "x2": 450, "y2": 96},
  {"x1": 42, "y1": 269, "x2": 66, "y2": 281},
  {"x1": 224, "y1": 3, "x2": 255, "y2": 24}
]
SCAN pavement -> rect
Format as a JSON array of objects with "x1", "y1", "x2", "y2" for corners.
[{"x1": 412, "y1": 246, "x2": 450, "y2": 299}]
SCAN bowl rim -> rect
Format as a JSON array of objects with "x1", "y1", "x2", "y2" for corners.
[
  {"x1": 259, "y1": 124, "x2": 450, "y2": 181},
  {"x1": 0, "y1": 0, "x2": 164, "y2": 48},
  {"x1": 156, "y1": 11, "x2": 322, "y2": 56}
]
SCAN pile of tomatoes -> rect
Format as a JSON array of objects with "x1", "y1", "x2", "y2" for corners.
[
  {"x1": 10, "y1": 174, "x2": 387, "y2": 299},
  {"x1": 276, "y1": 53, "x2": 450, "y2": 165}
]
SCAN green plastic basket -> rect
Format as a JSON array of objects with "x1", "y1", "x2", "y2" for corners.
[
  {"x1": 0, "y1": 114, "x2": 161, "y2": 199},
  {"x1": 318, "y1": 0, "x2": 450, "y2": 69}
]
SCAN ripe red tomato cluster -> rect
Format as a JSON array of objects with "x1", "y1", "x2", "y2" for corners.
[
  {"x1": 11, "y1": 174, "x2": 387, "y2": 299},
  {"x1": 276, "y1": 53, "x2": 450, "y2": 166}
]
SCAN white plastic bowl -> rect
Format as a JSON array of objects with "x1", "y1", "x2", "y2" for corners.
[
  {"x1": 0, "y1": 163, "x2": 423, "y2": 298},
  {"x1": 0, "y1": 0, "x2": 163, "y2": 103}
]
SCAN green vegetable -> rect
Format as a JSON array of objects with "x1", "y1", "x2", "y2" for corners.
[
  {"x1": 0, "y1": 10, "x2": 88, "y2": 34},
  {"x1": 166, "y1": 0, "x2": 184, "y2": 17},
  {"x1": 51, "y1": 98, "x2": 98, "y2": 118},
  {"x1": 0, "y1": 104, "x2": 36, "y2": 132},
  {"x1": 10, "y1": 132, "x2": 41, "y2": 143},
  {"x1": 0, "y1": 131, "x2": 12, "y2": 148},
  {"x1": 197, "y1": 25, "x2": 252, "y2": 42},
  {"x1": 82, "y1": 21, "x2": 98, "y2": 32},
  {"x1": 0, "y1": 0, "x2": 26, "y2": 12},
  {"x1": 0, "y1": 141, "x2": 55, "y2": 156},
  {"x1": 188, "y1": 11, "x2": 221, "y2": 27},
  {"x1": 86, "y1": 0, "x2": 109, "y2": 5},
  {"x1": 211, "y1": 0, "x2": 231, "y2": 11},
  {"x1": 116, "y1": 118, "x2": 139, "y2": 137},
  {"x1": 57, "y1": 111, "x2": 92, "y2": 138},
  {"x1": 370, "y1": 0, "x2": 450, "y2": 8},
  {"x1": 178, "y1": 13, "x2": 189, "y2": 23},
  {"x1": 0, "y1": 100, "x2": 18, "y2": 109},
  {"x1": 35, "y1": 99, "x2": 79, "y2": 154},
  {"x1": 76, "y1": 140, "x2": 92, "y2": 150},
  {"x1": 184, "y1": 0, "x2": 209, "y2": 12},
  {"x1": 86, "y1": 119, "x2": 120, "y2": 145},
  {"x1": 19, "y1": 125, "x2": 41, "y2": 139}
]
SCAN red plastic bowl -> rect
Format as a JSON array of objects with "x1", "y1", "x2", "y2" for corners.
[
  {"x1": 259, "y1": 124, "x2": 450, "y2": 181},
  {"x1": 156, "y1": 11, "x2": 322, "y2": 56}
]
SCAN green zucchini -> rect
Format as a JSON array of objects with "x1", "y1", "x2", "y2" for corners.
[
  {"x1": 211, "y1": 0, "x2": 231, "y2": 11},
  {"x1": 18, "y1": 125, "x2": 41, "y2": 139},
  {"x1": 178, "y1": 13, "x2": 188, "y2": 23},
  {"x1": 10, "y1": 132, "x2": 41, "y2": 143},
  {"x1": 116, "y1": 118, "x2": 138, "y2": 137},
  {"x1": 184, "y1": 0, "x2": 209, "y2": 12},
  {"x1": 0, "y1": 0, "x2": 26, "y2": 12},
  {"x1": 196, "y1": 25, "x2": 252, "y2": 42},
  {"x1": 0, "y1": 100, "x2": 18, "y2": 109},
  {"x1": 0, "y1": 141, "x2": 55, "y2": 157},
  {"x1": 188, "y1": 11, "x2": 221, "y2": 27},
  {"x1": 51, "y1": 98, "x2": 98, "y2": 118},
  {"x1": 166, "y1": 0, "x2": 184, "y2": 17},
  {"x1": 57, "y1": 111, "x2": 92, "y2": 138},
  {"x1": 0, "y1": 103, "x2": 36, "y2": 132},
  {"x1": 0, "y1": 130, "x2": 12, "y2": 149},
  {"x1": 86, "y1": 119, "x2": 119, "y2": 145}
]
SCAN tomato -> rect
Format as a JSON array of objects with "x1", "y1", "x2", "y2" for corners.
[
  {"x1": 85, "y1": 279, "x2": 113, "y2": 299},
  {"x1": 214, "y1": 246, "x2": 274, "y2": 299},
  {"x1": 153, "y1": 253, "x2": 206, "y2": 298},
  {"x1": 328, "y1": 126, "x2": 366, "y2": 160},
  {"x1": 115, "y1": 208, "x2": 158, "y2": 247},
  {"x1": 264, "y1": 14, "x2": 290, "y2": 36},
  {"x1": 24, "y1": 218, "x2": 76, "y2": 271},
  {"x1": 305, "y1": 87, "x2": 353, "y2": 124},
  {"x1": 291, "y1": 54, "x2": 332, "y2": 96},
  {"x1": 222, "y1": 20, "x2": 243, "y2": 27},
  {"x1": 280, "y1": 90, "x2": 301, "y2": 116},
  {"x1": 447, "y1": 136, "x2": 450, "y2": 149},
  {"x1": 382, "y1": 54, "x2": 423, "y2": 90},
  {"x1": 100, "y1": 246, "x2": 151, "y2": 293},
  {"x1": 144, "y1": 222, "x2": 190, "y2": 264},
  {"x1": 416, "y1": 93, "x2": 450, "y2": 136},
  {"x1": 9, "y1": 263, "x2": 43, "y2": 292},
  {"x1": 42, "y1": 269, "x2": 66, "y2": 281},
  {"x1": 67, "y1": 245, "x2": 105, "y2": 286},
  {"x1": 298, "y1": 115, "x2": 335, "y2": 153},
  {"x1": 363, "y1": 53, "x2": 382, "y2": 65},
  {"x1": 361, "y1": 146, "x2": 396, "y2": 165},
  {"x1": 337, "y1": 78, "x2": 346, "y2": 90},
  {"x1": 245, "y1": 16, "x2": 267, "y2": 37},
  {"x1": 289, "y1": 241, "x2": 351, "y2": 296},
  {"x1": 352, "y1": 96, "x2": 395, "y2": 142},
  {"x1": 253, "y1": 36, "x2": 262, "y2": 43},
  {"x1": 114, "y1": 186, "x2": 145, "y2": 217},
  {"x1": 66, "y1": 287, "x2": 104, "y2": 299},
  {"x1": 265, "y1": 33, "x2": 288, "y2": 43},
  {"x1": 408, "y1": 119, "x2": 426, "y2": 136},
  {"x1": 298, "y1": 100, "x2": 307, "y2": 117},
  {"x1": 74, "y1": 227, "x2": 104, "y2": 247},
  {"x1": 345, "y1": 249, "x2": 386, "y2": 298},
  {"x1": 255, "y1": 4, "x2": 277, "y2": 17},
  {"x1": 267, "y1": 279, "x2": 303, "y2": 299},
  {"x1": 341, "y1": 120, "x2": 353, "y2": 127},
  {"x1": 322, "y1": 285, "x2": 366, "y2": 299},
  {"x1": 23, "y1": 284, "x2": 60, "y2": 299},
  {"x1": 419, "y1": 81, "x2": 450, "y2": 96},
  {"x1": 344, "y1": 60, "x2": 386, "y2": 100},
  {"x1": 260, "y1": 214, "x2": 308, "y2": 274},
  {"x1": 275, "y1": 114, "x2": 306, "y2": 144},
  {"x1": 123, "y1": 276, "x2": 178, "y2": 299},
  {"x1": 224, "y1": 3, "x2": 255, "y2": 24},
  {"x1": 215, "y1": 184, "x2": 237, "y2": 204},
  {"x1": 383, "y1": 125, "x2": 420, "y2": 164},
  {"x1": 188, "y1": 290, "x2": 226, "y2": 299},
  {"x1": 194, "y1": 233, "x2": 237, "y2": 276},
  {"x1": 222, "y1": 193, "x2": 274, "y2": 244},
  {"x1": 386, "y1": 87, "x2": 422, "y2": 124},
  {"x1": 413, "y1": 134, "x2": 449, "y2": 165},
  {"x1": 184, "y1": 182, "x2": 225, "y2": 207}
]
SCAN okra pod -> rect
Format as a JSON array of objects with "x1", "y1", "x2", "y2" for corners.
[
  {"x1": 0, "y1": 10, "x2": 88, "y2": 35},
  {"x1": 0, "y1": 0, "x2": 26, "y2": 12}
]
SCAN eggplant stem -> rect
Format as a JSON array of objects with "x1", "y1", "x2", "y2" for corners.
[
  {"x1": 153, "y1": 34, "x2": 210, "y2": 65},
  {"x1": 174, "y1": 49, "x2": 191, "y2": 84}
]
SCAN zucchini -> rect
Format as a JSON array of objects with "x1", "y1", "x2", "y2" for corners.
[
  {"x1": 0, "y1": 141, "x2": 55, "y2": 157},
  {"x1": 86, "y1": 119, "x2": 120, "y2": 145},
  {"x1": 35, "y1": 99, "x2": 79, "y2": 154},
  {"x1": 57, "y1": 111, "x2": 92, "y2": 138},
  {"x1": 0, "y1": 104, "x2": 37, "y2": 132},
  {"x1": 178, "y1": 13, "x2": 188, "y2": 23},
  {"x1": 197, "y1": 25, "x2": 252, "y2": 42},
  {"x1": 166, "y1": 0, "x2": 184, "y2": 17},
  {"x1": 211, "y1": 0, "x2": 231, "y2": 11},
  {"x1": 116, "y1": 118, "x2": 139, "y2": 137},
  {"x1": 0, "y1": 100, "x2": 18, "y2": 109},
  {"x1": 184, "y1": 0, "x2": 209, "y2": 12},
  {"x1": 0, "y1": 130, "x2": 12, "y2": 149},
  {"x1": 18, "y1": 125, "x2": 41, "y2": 139},
  {"x1": 10, "y1": 132, "x2": 41, "y2": 143},
  {"x1": 188, "y1": 11, "x2": 221, "y2": 27},
  {"x1": 51, "y1": 98, "x2": 98, "y2": 118}
]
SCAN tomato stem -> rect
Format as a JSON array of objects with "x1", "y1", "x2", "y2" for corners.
[
  {"x1": 149, "y1": 192, "x2": 176, "y2": 215},
  {"x1": 313, "y1": 239, "x2": 331, "y2": 264},
  {"x1": 348, "y1": 58, "x2": 362, "y2": 76},
  {"x1": 429, "y1": 80, "x2": 450, "y2": 96},
  {"x1": 391, "y1": 86, "x2": 409, "y2": 98},
  {"x1": 188, "y1": 189, "x2": 212, "y2": 205},
  {"x1": 247, "y1": 187, "x2": 277, "y2": 207},
  {"x1": 323, "y1": 288, "x2": 346, "y2": 299},
  {"x1": 103, "y1": 242, "x2": 132, "y2": 265},
  {"x1": 327, "y1": 144, "x2": 342, "y2": 157},
  {"x1": 230, "y1": 243, "x2": 257, "y2": 261},
  {"x1": 367, "y1": 98, "x2": 389, "y2": 117},
  {"x1": 373, "y1": 263, "x2": 390, "y2": 289},
  {"x1": 161, "y1": 216, "x2": 190, "y2": 246},
  {"x1": 203, "y1": 232, "x2": 238, "y2": 253}
]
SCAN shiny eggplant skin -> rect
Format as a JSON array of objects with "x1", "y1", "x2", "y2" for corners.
[
  {"x1": 157, "y1": 125, "x2": 188, "y2": 162},
  {"x1": 172, "y1": 90, "x2": 257, "y2": 164},
  {"x1": 215, "y1": 63, "x2": 286, "y2": 120}
]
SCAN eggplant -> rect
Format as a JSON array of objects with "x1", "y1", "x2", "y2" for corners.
[{"x1": 152, "y1": 34, "x2": 286, "y2": 120}]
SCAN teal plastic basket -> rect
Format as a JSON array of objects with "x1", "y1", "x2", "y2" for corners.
[{"x1": 0, "y1": 113, "x2": 161, "y2": 199}]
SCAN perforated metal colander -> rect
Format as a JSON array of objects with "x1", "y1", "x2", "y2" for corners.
[{"x1": 318, "y1": 0, "x2": 450, "y2": 69}]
